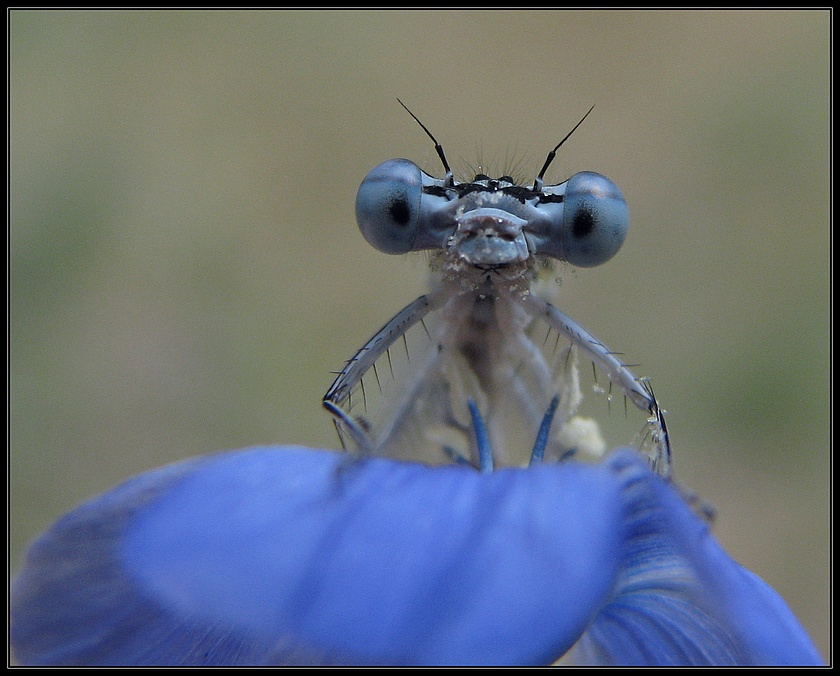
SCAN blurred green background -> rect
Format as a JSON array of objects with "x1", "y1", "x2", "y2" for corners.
[{"x1": 10, "y1": 10, "x2": 829, "y2": 660}]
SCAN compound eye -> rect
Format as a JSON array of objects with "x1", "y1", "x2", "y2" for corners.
[
  {"x1": 355, "y1": 159, "x2": 423, "y2": 254},
  {"x1": 558, "y1": 172, "x2": 629, "y2": 267}
]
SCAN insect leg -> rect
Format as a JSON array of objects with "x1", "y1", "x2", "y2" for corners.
[
  {"x1": 529, "y1": 395, "x2": 560, "y2": 466},
  {"x1": 323, "y1": 291, "x2": 445, "y2": 452},
  {"x1": 468, "y1": 399, "x2": 493, "y2": 473},
  {"x1": 521, "y1": 294, "x2": 672, "y2": 478}
]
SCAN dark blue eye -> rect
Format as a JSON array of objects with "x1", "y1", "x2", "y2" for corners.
[
  {"x1": 536, "y1": 172, "x2": 629, "y2": 268},
  {"x1": 355, "y1": 159, "x2": 424, "y2": 254}
]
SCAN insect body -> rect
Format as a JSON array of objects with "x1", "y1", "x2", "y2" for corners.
[{"x1": 324, "y1": 105, "x2": 671, "y2": 477}]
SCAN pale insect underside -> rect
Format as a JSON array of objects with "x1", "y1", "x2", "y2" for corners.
[{"x1": 324, "y1": 259, "x2": 671, "y2": 475}]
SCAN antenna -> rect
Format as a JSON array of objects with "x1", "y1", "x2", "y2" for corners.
[
  {"x1": 533, "y1": 105, "x2": 595, "y2": 191},
  {"x1": 397, "y1": 99, "x2": 452, "y2": 178}
]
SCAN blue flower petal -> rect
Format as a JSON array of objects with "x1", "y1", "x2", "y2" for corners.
[
  {"x1": 12, "y1": 446, "x2": 626, "y2": 666},
  {"x1": 563, "y1": 451, "x2": 823, "y2": 666}
]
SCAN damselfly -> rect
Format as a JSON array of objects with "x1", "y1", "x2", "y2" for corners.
[{"x1": 324, "y1": 103, "x2": 671, "y2": 477}]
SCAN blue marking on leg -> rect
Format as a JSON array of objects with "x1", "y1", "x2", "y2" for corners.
[
  {"x1": 529, "y1": 395, "x2": 560, "y2": 467},
  {"x1": 468, "y1": 399, "x2": 493, "y2": 473},
  {"x1": 443, "y1": 445, "x2": 474, "y2": 468},
  {"x1": 558, "y1": 447, "x2": 577, "y2": 462}
]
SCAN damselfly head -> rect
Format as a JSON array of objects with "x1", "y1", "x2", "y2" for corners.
[{"x1": 355, "y1": 105, "x2": 629, "y2": 270}]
